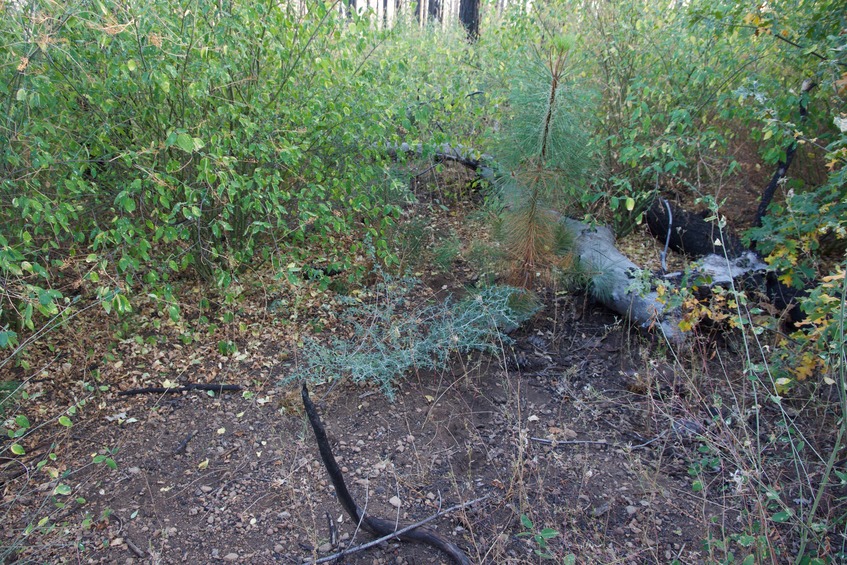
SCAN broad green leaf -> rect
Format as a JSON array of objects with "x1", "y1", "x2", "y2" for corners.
[
  {"x1": 53, "y1": 484, "x2": 72, "y2": 496},
  {"x1": 176, "y1": 133, "x2": 194, "y2": 153},
  {"x1": 771, "y1": 510, "x2": 792, "y2": 522}
]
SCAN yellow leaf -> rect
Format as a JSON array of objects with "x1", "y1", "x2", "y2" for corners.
[
  {"x1": 41, "y1": 466, "x2": 59, "y2": 479},
  {"x1": 198, "y1": 458, "x2": 209, "y2": 470},
  {"x1": 822, "y1": 271, "x2": 845, "y2": 283},
  {"x1": 791, "y1": 353, "x2": 817, "y2": 381}
]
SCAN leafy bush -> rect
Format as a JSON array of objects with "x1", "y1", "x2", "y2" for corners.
[{"x1": 0, "y1": 1, "x2": 489, "y2": 350}]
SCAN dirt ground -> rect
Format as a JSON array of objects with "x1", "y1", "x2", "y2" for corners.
[
  {"x1": 1, "y1": 279, "x2": 748, "y2": 565},
  {"x1": 0, "y1": 165, "x2": 820, "y2": 564}
]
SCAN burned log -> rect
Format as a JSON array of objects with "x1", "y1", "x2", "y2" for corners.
[
  {"x1": 646, "y1": 198, "x2": 805, "y2": 324},
  {"x1": 647, "y1": 199, "x2": 745, "y2": 259}
]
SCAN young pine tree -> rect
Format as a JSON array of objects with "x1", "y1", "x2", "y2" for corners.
[{"x1": 495, "y1": 34, "x2": 595, "y2": 287}]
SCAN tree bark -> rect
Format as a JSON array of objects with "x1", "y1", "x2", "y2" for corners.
[
  {"x1": 753, "y1": 79, "x2": 816, "y2": 229},
  {"x1": 428, "y1": 0, "x2": 440, "y2": 21},
  {"x1": 647, "y1": 199, "x2": 745, "y2": 259},
  {"x1": 646, "y1": 198, "x2": 805, "y2": 324},
  {"x1": 459, "y1": 0, "x2": 479, "y2": 40},
  {"x1": 560, "y1": 217, "x2": 686, "y2": 343}
]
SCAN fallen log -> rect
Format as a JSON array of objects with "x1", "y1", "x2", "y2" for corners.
[
  {"x1": 383, "y1": 142, "x2": 497, "y2": 181},
  {"x1": 646, "y1": 198, "x2": 805, "y2": 324},
  {"x1": 559, "y1": 217, "x2": 686, "y2": 344},
  {"x1": 646, "y1": 198, "x2": 745, "y2": 259},
  {"x1": 391, "y1": 144, "x2": 689, "y2": 341}
]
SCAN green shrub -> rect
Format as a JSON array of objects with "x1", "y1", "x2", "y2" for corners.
[
  {"x1": 0, "y1": 2, "x2": 490, "y2": 348},
  {"x1": 285, "y1": 277, "x2": 538, "y2": 398}
]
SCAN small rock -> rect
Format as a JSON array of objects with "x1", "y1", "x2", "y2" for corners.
[
  {"x1": 426, "y1": 492, "x2": 436, "y2": 501},
  {"x1": 223, "y1": 552, "x2": 239, "y2": 561},
  {"x1": 626, "y1": 505, "x2": 638, "y2": 515},
  {"x1": 111, "y1": 537, "x2": 124, "y2": 546},
  {"x1": 127, "y1": 467, "x2": 141, "y2": 475},
  {"x1": 388, "y1": 496, "x2": 402, "y2": 508},
  {"x1": 318, "y1": 543, "x2": 333, "y2": 553},
  {"x1": 273, "y1": 544, "x2": 284, "y2": 553},
  {"x1": 591, "y1": 503, "x2": 610, "y2": 517},
  {"x1": 200, "y1": 486, "x2": 214, "y2": 493}
]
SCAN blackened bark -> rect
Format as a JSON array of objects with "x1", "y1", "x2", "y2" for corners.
[
  {"x1": 428, "y1": 0, "x2": 440, "y2": 21},
  {"x1": 647, "y1": 199, "x2": 746, "y2": 259},
  {"x1": 459, "y1": 0, "x2": 480, "y2": 40},
  {"x1": 753, "y1": 79, "x2": 816, "y2": 229},
  {"x1": 647, "y1": 198, "x2": 806, "y2": 325}
]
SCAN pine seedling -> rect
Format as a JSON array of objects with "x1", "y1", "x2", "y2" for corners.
[{"x1": 495, "y1": 34, "x2": 595, "y2": 287}]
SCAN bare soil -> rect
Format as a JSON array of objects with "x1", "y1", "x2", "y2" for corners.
[{"x1": 1, "y1": 281, "x2": 744, "y2": 565}]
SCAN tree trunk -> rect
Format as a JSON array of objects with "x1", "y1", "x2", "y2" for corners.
[
  {"x1": 459, "y1": 0, "x2": 479, "y2": 40},
  {"x1": 428, "y1": 0, "x2": 440, "y2": 22},
  {"x1": 560, "y1": 217, "x2": 686, "y2": 343},
  {"x1": 646, "y1": 199, "x2": 745, "y2": 259},
  {"x1": 753, "y1": 79, "x2": 816, "y2": 229}
]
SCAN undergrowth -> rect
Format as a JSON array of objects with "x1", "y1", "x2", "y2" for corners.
[{"x1": 285, "y1": 277, "x2": 538, "y2": 398}]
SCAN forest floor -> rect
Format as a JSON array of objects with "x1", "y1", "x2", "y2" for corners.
[{"x1": 0, "y1": 163, "x2": 817, "y2": 564}]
